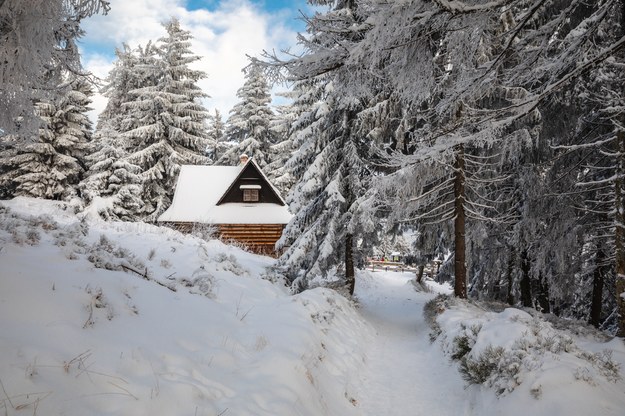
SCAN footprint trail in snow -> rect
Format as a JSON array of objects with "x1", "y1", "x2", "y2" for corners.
[{"x1": 354, "y1": 271, "x2": 473, "y2": 416}]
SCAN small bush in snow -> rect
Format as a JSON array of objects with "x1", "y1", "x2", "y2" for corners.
[
  {"x1": 451, "y1": 324, "x2": 481, "y2": 360},
  {"x1": 424, "y1": 294, "x2": 454, "y2": 342},
  {"x1": 190, "y1": 222, "x2": 217, "y2": 241},
  {"x1": 53, "y1": 222, "x2": 89, "y2": 260},
  {"x1": 214, "y1": 252, "x2": 246, "y2": 276},
  {"x1": 24, "y1": 228, "x2": 41, "y2": 245},
  {"x1": 434, "y1": 299, "x2": 622, "y2": 396},
  {"x1": 578, "y1": 350, "x2": 621, "y2": 382},
  {"x1": 87, "y1": 234, "x2": 146, "y2": 274},
  {"x1": 459, "y1": 346, "x2": 506, "y2": 385},
  {"x1": 185, "y1": 266, "x2": 217, "y2": 298}
]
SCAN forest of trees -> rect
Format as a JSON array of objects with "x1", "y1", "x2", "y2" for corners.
[{"x1": 1, "y1": 0, "x2": 624, "y2": 336}]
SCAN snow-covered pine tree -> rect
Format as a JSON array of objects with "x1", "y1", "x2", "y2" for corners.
[
  {"x1": 0, "y1": 87, "x2": 90, "y2": 200},
  {"x1": 55, "y1": 75, "x2": 94, "y2": 177},
  {"x1": 205, "y1": 109, "x2": 227, "y2": 162},
  {"x1": 80, "y1": 44, "x2": 147, "y2": 219},
  {"x1": 264, "y1": 86, "x2": 305, "y2": 195},
  {"x1": 97, "y1": 44, "x2": 150, "y2": 134},
  {"x1": 266, "y1": 0, "x2": 378, "y2": 294},
  {"x1": 80, "y1": 125, "x2": 144, "y2": 220},
  {"x1": 219, "y1": 64, "x2": 275, "y2": 167},
  {"x1": 0, "y1": 134, "x2": 20, "y2": 198},
  {"x1": 208, "y1": 109, "x2": 226, "y2": 143},
  {"x1": 537, "y1": 1, "x2": 625, "y2": 333},
  {"x1": 276, "y1": 105, "x2": 372, "y2": 293},
  {"x1": 0, "y1": 0, "x2": 109, "y2": 136},
  {"x1": 123, "y1": 18, "x2": 212, "y2": 221}
]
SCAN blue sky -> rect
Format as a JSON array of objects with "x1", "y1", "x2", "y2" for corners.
[{"x1": 79, "y1": 0, "x2": 314, "y2": 121}]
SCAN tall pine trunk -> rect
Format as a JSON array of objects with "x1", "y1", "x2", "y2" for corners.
[
  {"x1": 536, "y1": 272, "x2": 550, "y2": 313},
  {"x1": 520, "y1": 249, "x2": 533, "y2": 308},
  {"x1": 506, "y1": 246, "x2": 515, "y2": 305},
  {"x1": 589, "y1": 241, "x2": 606, "y2": 328},
  {"x1": 416, "y1": 264, "x2": 425, "y2": 284},
  {"x1": 616, "y1": 129, "x2": 625, "y2": 336},
  {"x1": 346, "y1": 233, "x2": 355, "y2": 295},
  {"x1": 454, "y1": 144, "x2": 467, "y2": 298}
]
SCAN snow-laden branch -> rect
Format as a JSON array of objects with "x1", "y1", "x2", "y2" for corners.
[
  {"x1": 433, "y1": 0, "x2": 514, "y2": 14},
  {"x1": 408, "y1": 176, "x2": 455, "y2": 203}
]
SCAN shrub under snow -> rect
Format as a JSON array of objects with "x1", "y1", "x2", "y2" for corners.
[{"x1": 425, "y1": 294, "x2": 625, "y2": 412}]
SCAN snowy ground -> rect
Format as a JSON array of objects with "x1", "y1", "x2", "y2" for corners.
[
  {"x1": 354, "y1": 270, "x2": 625, "y2": 416},
  {"x1": 0, "y1": 198, "x2": 370, "y2": 416},
  {"x1": 1, "y1": 197, "x2": 624, "y2": 415},
  {"x1": 354, "y1": 271, "x2": 471, "y2": 415}
]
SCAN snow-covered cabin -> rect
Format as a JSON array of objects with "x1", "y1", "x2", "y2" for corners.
[{"x1": 158, "y1": 155, "x2": 292, "y2": 255}]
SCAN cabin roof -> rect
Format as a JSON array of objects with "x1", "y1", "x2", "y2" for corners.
[{"x1": 157, "y1": 159, "x2": 292, "y2": 225}]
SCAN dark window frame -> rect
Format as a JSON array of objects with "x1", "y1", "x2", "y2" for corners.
[{"x1": 243, "y1": 189, "x2": 259, "y2": 202}]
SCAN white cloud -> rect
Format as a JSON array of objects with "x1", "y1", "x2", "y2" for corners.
[{"x1": 79, "y1": 0, "x2": 300, "y2": 123}]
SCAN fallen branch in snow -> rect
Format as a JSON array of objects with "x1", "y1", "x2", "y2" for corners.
[
  {"x1": 120, "y1": 264, "x2": 178, "y2": 292},
  {"x1": 121, "y1": 264, "x2": 149, "y2": 280}
]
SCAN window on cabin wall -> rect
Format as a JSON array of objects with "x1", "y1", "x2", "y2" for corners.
[{"x1": 243, "y1": 189, "x2": 259, "y2": 202}]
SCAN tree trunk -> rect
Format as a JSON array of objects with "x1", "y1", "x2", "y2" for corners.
[
  {"x1": 454, "y1": 144, "x2": 467, "y2": 298},
  {"x1": 346, "y1": 233, "x2": 355, "y2": 296},
  {"x1": 416, "y1": 264, "x2": 425, "y2": 284},
  {"x1": 616, "y1": 129, "x2": 625, "y2": 337},
  {"x1": 536, "y1": 272, "x2": 550, "y2": 314},
  {"x1": 506, "y1": 246, "x2": 515, "y2": 305},
  {"x1": 520, "y1": 249, "x2": 533, "y2": 308},
  {"x1": 589, "y1": 242, "x2": 606, "y2": 328}
]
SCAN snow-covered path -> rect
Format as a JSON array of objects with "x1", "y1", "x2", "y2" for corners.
[{"x1": 355, "y1": 270, "x2": 473, "y2": 416}]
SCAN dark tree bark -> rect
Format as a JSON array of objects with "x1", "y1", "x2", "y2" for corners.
[
  {"x1": 416, "y1": 264, "x2": 425, "y2": 284},
  {"x1": 346, "y1": 233, "x2": 355, "y2": 296},
  {"x1": 520, "y1": 249, "x2": 533, "y2": 308},
  {"x1": 506, "y1": 246, "x2": 515, "y2": 305},
  {"x1": 589, "y1": 242, "x2": 606, "y2": 328},
  {"x1": 616, "y1": 130, "x2": 625, "y2": 337},
  {"x1": 536, "y1": 272, "x2": 550, "y2": 314},
  {"x1": 454, "y1": 144, "x2": 467, "y2": 298}
]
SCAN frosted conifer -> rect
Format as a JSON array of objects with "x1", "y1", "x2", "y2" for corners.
[
  {"x1": 0, "y1": 0, "x2": 109, "y2": 136},
  {"x1": 123, "y1": 18, "x2": 212, "y2": 221},
  {"x1": 220, "y1": 65, "x2": 275, "y2": 167}
]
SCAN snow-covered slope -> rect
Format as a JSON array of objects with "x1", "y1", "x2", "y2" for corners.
[
  {"x1": 354, "y1": 270, "x2": 625, "y2": 416},
  {"x1": 0, "y1": 197, "x2": 371, "y2": 416},
  {"x1": 427, "y1": 293, "x2": 625, "y2": 415},
  {"x1": 2, "y1": 197, "x2": 624, "y2": 416}
]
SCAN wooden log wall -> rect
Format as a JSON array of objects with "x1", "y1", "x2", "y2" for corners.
[
  {"x1": 218, "y1": 224, "x2": 285, "y2": 256},
  {"x1": 161, "y1": 222, "x2": 285, "y2": 257}
]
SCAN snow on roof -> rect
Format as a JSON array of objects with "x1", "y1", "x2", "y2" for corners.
[{"x1": 158, "y1": 163, "x2": 292, "y2": 224}]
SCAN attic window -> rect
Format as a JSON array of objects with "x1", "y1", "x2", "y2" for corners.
[
  {"x1": 240, "y1": 184, "x2": 261, "y2": 202},
  {"x1": 243, "y1": 189, "x2": 259, "y2": 202}
]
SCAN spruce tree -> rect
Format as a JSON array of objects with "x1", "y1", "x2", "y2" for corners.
[
  {"x1": 206, "y1": 109, "x2": 226, "y2": 162},
  {"x1": 269, "y1": 1, "x2": 375, "y2": 294},
  {"x1": 0, "y1": 74, "x2": 93, "y2": 200},
  {"x1": 123, "y1": 18, "x2": 212, "y2": 221},
  {"x1": 0, "y1": 0, "x2": 109, "y2": 136},
  {"x1": 81, "y1": 44, "x2": 146, "y2": 219},
  {"x1": 219, "y1": 65, "x2": 275, "y2": 167}
]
